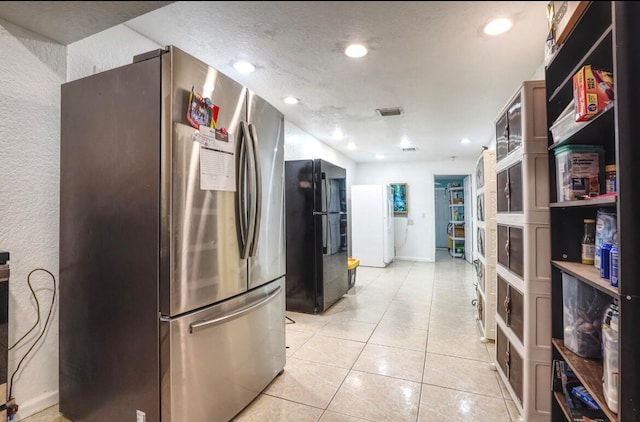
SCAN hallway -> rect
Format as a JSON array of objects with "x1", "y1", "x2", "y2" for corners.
[{"x1": 234, "y1": 251, "x2": 519, "y2": 421}]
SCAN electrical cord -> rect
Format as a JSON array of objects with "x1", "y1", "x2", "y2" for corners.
[{"x1": 8, "y1": 268, "x2": 56, "y2": 400}]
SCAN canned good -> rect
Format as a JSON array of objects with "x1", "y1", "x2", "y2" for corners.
[
  {"x1": 600, "y1": 243, "x2": 612, "y2": 279},
  {"x1": 610, "y1": 244, "x2": 619, "y2": 288},
  {"x1": 605, "y1": 164, "x2": 617, "y2": 193}
]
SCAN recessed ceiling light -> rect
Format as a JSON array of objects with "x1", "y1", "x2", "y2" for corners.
[
  {"x1": 233, "y1": 60, "x2": 255, "y2": 73},
  {"x1": 332, "y1": 128, "x2": 344, "y2": 139},
  {"x1": 283, "y1": 96, "x2": 299, "y2": 105},
  {"x1": 483, "y1": 18, "x2": 513, "y2": 36},
  {"x1": 345, "y1": 44, "x2": 368, "y2": 58},
  {"x1": 375, "y1": 154, "x2": 385, "y2": 159},
  {"x1": 460, "y1": 138, "x2": 471, "y2": 144},
  {"x1": 347, "y1": 142, "x2": 357, "y2": 150},
  {"x1": 400, "y1": 138, "x2": 411, "y2": 149}
]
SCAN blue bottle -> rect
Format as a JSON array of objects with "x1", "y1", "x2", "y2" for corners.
[
  {"x1": 600, "y1": 243, "x2": 612, "y2": 279},
  {"x1": 610, "y1": 243, "x2": 619, "y2": 288}
]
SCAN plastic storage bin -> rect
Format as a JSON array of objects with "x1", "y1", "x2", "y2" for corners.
[
  {"x1": 554, "y1": 145, "x2": 604, "y2": 201},
  {"x1": 562, "y1": 272, "x2": 610, "y2": 358}
]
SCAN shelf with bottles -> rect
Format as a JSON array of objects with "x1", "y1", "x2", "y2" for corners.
[{"x1": 544, "y1": 2, "x2": 640, "y2": 419}]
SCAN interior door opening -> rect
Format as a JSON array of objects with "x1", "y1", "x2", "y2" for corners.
[{"x1": 434, "y1": 174, "x2": 473, "y2": 263}]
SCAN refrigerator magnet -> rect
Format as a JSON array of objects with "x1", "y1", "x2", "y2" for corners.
[{"x1": 187, "y1": 87, "x2": 220, "y2": 129}]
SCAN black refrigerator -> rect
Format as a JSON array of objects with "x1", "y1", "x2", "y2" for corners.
[{"x1": 285, "y1": 159, "x2": 348, "y2": 313}]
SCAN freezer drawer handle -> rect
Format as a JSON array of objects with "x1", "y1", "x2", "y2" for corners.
[{"x1": 189, "y1": 286, "x2": 282, "y2": 333}]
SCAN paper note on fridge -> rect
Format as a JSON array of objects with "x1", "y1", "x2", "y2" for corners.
[
  {"x1": 195, "y1": 126, "x2": 236, "y2": 191},
  {"x1": 195, "y1": 126, "x2": 235, "y2": 154},
  {"x1": 199, "y1": 147, "x2": 235, "y2": 192}
]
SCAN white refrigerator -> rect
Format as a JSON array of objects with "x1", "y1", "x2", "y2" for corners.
[{"x1": 351, "y1": 184, "x2": 395, "y2": 267}]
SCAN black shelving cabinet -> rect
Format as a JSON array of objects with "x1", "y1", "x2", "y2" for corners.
[{"x1": 546, "y1": 2, "x2": 640, "y2": 421}]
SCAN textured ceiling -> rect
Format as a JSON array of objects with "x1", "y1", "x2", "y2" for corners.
[
  {"x1": 0, "y1": 1, "x2": 173, "y2": 44},
  {"x1": 1, "y1": 1, "x2": 550, "y2": 163}
]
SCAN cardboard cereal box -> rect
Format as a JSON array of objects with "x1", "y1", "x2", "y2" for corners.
[{"x1": 573, "y1": 65, "x2": 614, "y2": 122}]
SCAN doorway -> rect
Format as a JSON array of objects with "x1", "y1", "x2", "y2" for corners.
[{"x1": 434, "y1": 175, "x2": 472, "y2": 262}]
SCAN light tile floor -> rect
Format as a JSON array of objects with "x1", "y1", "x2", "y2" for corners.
[{"x1": 23, "y1": 250, "x2": 522, "y2": 422}]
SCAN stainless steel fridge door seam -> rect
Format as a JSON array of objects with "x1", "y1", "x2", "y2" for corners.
[
  {"x1": 248, "y1": 123, "x2": 262, "y2": 257},
  {"x1": 189, "y1": 285, "x2": 281, "y2": 333}
]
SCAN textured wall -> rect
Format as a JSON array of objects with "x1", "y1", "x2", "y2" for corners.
[
  {"x1": 0, "y1": 20, "x2": 162, "y2": 419},
  {"x1": 0, "y1": 18, "x2": 66, "y2": 417}
]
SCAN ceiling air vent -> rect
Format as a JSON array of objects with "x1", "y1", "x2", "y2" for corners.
[
  {"x1": 402, "y1": 146, "x2": 418, "y2": 152},
  {"x1": 375, "y1": 107, "x2": 403, "y2": 117}
]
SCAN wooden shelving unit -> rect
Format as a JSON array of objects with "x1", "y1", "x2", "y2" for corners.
[{"x1": 546, "y1": 2, "x2": 640, "y2": 420}]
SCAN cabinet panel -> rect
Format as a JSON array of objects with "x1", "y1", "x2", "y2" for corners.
[
  {"x1": 509, "y1": 162, "x2": 523, "y2": 212},
  {"x1": 510, "y1": 342, "x2": 524, "y2": 404},
  {"x1": 497, "y1": 225, "x2": 524, "y2": 278},
  {"x1": 497, "y1": 170, "x2": 509, "y2": 212},
  {"x1": 476, "y1": 259, "x2": 485, "y2": 292},
  {"x1": 496, "y1": 326, "x2": 509, "y2": 379},
  {"x1": 497, "y1": 275, "x2": 524, "y2": 344},
  {"x1": 476, "y1": 156, "x2": 485, "y2": 188},
  {"x1": 509, "y1": 227, "x2": 524, "y2": 277},
  {"x1": 496, "y1": 113, "x2": 509, "y2": 161},
  {"x1": 497, "y1": 225, "x2": 509, "y2": 269},
  {"x1": 496, "y1": 324, "x2": 524, "y2": 405},
  {"x1": 477, "y1": 227, "x2": 485, "y2": 257},
  {"x1": 507, "y1": 93, "x2": 523, "y2": 154},
  {"x1": 477, "y1": 193, "x2": 485, "y2": 221}
]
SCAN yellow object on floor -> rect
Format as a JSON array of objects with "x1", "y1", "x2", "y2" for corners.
[{"x1": 348, "y1": 258, "x2": 360, "y2": 288}]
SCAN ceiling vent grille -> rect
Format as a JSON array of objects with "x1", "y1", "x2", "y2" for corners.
[
  {"x1": 402, "y1": 147, "x2": 417, "y2": 152},
  {"x1": 375, "y1": 107, "x2": 403, "y2": 117}
]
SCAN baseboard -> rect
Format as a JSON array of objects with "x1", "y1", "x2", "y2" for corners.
[
  {"x1": 13, "y1": 390, "x2": 58, "y2": 420},
  {"x1": 393, "y1": 256, "x2": 433, "y2": 263}
]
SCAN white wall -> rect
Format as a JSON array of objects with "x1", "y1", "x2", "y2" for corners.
[
  {"x1": 67, "y1": 25, "x2": 162, "y2": 81},
  {"x1": 355, "y1": 159, "x2": 476, "y2": 262},
  {"x1": 284, "y1": 122, "x2": 357, "y2": 255},
  {"x1": 0, "y1": 19, "x2": 66, "y2": 417}
]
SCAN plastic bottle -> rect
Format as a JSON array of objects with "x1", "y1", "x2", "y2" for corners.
[
  {"x1": 602, "y1": 299, "x2": 619, "y2": 414},
  {"x1": 582, "y1": 219, "x2": 596, "y2": 265}
]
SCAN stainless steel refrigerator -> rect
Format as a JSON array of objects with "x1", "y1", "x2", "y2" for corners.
[
  {"x1": 59, "y1": 46, "x2": 286, "y2": 422},
  {"x1": 284, "y1": 159, "x2": 348, "y2": 314}
]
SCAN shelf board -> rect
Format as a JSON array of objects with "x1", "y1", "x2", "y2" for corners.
[
  {"x1": 552, "y1": 260, "x2": 619, "y2": 297},
  {"x1": 449, "y1": 236, "x2": 465, "y2": 241},
  {"x1": 552, "y1": 339, "x2": 618, "y2": 422},
  {"x1": 449, "y1": 203, "x2": 464, "y2": 207},
  {"x1": 548, "y1": 104, "x2": 615, "y2": 151},
  {"x1": 449, "y1": 220, "x2": 464, "y2": 224},
  {"x1": 550, "y1": 194, "x2": 617, "y2": 208}
]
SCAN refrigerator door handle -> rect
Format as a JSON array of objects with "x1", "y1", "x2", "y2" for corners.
[
  {"x1": 238, "y1": 121, "x2": 254, "y2": 259},
  {"x1": 248, "y1": 123, "x2": 262, "y2": 257},
  {"x1": 189, "y1": 286, "x2": 282, "y2": 333},
  {"x1": 322, "y1": 214, "x2": 328, "y2": 255}
]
